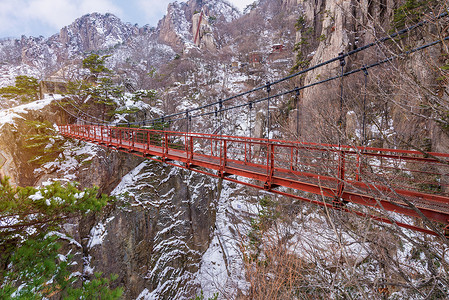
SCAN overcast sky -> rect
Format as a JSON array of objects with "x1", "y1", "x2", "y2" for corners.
[{"x1": 0, "y1": 0, "x2": 255, "y2": 39}]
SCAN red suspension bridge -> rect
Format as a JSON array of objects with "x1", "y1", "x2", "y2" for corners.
[
  {"x1": 59, "y1": 124, "x2": 449, "y2": 236},
  {"x1": 56, "y1": 12, "x2": 449, "y2": 236}
]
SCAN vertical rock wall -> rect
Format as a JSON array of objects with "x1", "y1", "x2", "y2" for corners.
[
  {"x1": 296, "y1": 0, "x2": 449, "y2": 149},
  {"x1": 83, "y1": 161, "x2": 217, "y2": 299}
]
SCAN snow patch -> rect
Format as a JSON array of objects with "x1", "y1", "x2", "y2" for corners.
[
  {"x1": 87, "y1": 216, "x2": 115, "y2": 249},
  {"x1": 0, "y1": 96, "x2": 60, "y2": 128}
]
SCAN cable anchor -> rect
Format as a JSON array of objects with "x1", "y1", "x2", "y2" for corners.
[
  {"x1": 338, "y1": 51, "x2": 346, "y2": 67},
  {"x1": 266, "y1": 81, "x2": 271, "y2": 93},
  {"x1": 362, "y1": 65, "x2": 369, "y2": 76}
]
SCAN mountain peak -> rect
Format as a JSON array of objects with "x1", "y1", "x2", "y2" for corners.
[
  {"x1": 59, "y1": 12, "x2": 141, "y2": 52},
  {"x1": 157, "y1": 0, "x2": 240, "y2": 50}
]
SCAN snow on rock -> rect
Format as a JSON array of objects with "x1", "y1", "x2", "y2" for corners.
[
  {"x1": 99, "y1": 159, "x2": 218, "y2": 299},
  {"x1": 46, "y1": 231, "x2": 82, "y2": 248},
  {"x1": 87, "y1": 216, "x2": 115, "y2": 249},
  {"x1": 111, "y1": 161, "x2": 150, "y2": 197},
  {"x1": 197, "y1": 180, "x2": 257, "y2": 298},
  {"x1": 205, "y1": 0, "x2": 241, "y2": 23},
  {"x1": 0, "y1": 63, "x2": 41, "y2": 88},
  {"x1": 136, "y1": 289, "x2": 152, "y2": 300},
  {"x1": 0, "y1": 95, "x2": 61, "y2": 128},
  {"x1": 36, "y1": 141, "x2": 103, "y2": 185}
]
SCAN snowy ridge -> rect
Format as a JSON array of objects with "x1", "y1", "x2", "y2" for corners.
[
  {"x1": 203, "y1": 0, "x2": 241, "y2": 23},
  {"x1": 59, "y1": 13, "x2": 142, "y2": 52},
  {"x1": 0, "y1": 64, "x2": 41, "y2": 88},
  {"x1": 0, "y1": 95, "x2": 60, "y2": 128}
]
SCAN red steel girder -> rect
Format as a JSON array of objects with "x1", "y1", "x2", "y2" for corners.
[{"x1": 58, "y1": 124, "x2": 449, "y2": 235}]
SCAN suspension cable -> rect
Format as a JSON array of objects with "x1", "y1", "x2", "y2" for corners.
[
  {"x1": 60, "y1": 96, "x2": 107, "y2": 124},
  {"x1": 53, "y1": 97, "x2": 103, "y2": 125},
  {"x1": 123, "y1": 11, "x2": 448, "y2": 127},
  {"x1": 176, "y1": 35, "x2": 449, "y2": 124},
  {"x1": 110, "y1": 33, "x2": 449, "y2": 128}
]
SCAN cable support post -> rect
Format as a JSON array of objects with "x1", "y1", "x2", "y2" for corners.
[
  {"x1": 266, "y1": 81, "x2": 272, "y2": 94},
  {"x1": 338, "y1": 51, "x2": 346, "y2": 67},
  {"x1": 338, "y1": 52, "x2": 346, "y2": 140},
  {"x1": 362, "y1": 65, "x2": 369, "y2": 76},
  {"x1": 362, "y1": 65, "x2": 369, "y2": 146},
  {"x1": 266, "y1": 81, "x2": 271, "y2": 141},
  {"x1": 295, "y1": 87, "x2": 300, "y2": 137},
  {"x1": 219, "y1": 99, "x2": 223, "y2": 136},
  {"x1": 248, "y1": 100, "x2": 253, "y2": 144}
]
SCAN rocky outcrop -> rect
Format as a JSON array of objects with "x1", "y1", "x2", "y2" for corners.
[
  {"x1": 157, "y1": 2, "x2": 193, "y2": 52},
  {"x1": 0, "y1": 99, "x2": 67, "y2": 186},
  {"x1": 59, "y1": 13, "x2": 143, "y2": 52},
  {"x1": 156, "y1": 0, "x2": 239, "y2": 52},
  {"x1": 192, "y1": 12, "x2": 216, "y2": 51},
  {"x1": 83, "y1": 161, "x2": 217, "y2": 299},
  {"x1": 295, "y1": 0, "x2": 449, "y2": 150}
]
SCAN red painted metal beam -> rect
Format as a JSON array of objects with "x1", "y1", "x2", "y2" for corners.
[{"x1": 58, "y1": 124, "x2": 449, "y2": 235}]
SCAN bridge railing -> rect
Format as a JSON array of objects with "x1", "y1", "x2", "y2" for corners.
[{"x1": 58, "y1": 124, "x2": 449, "y2": 199}]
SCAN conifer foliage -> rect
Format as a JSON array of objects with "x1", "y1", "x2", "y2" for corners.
[
  {"x1": 0, "y1": 177, "x2": 123, "y2": 298},
  {"x1": 0, "y1": 76, "x2": 39, "y2": 103}
]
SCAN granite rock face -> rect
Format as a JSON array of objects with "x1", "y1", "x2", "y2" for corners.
[
  {"x1": 294, "y1": 0, "x2": 448, "y2": 151},
  {"x1": 0, "y1": 99, "x2": 67, "y2": 186},
  {"x1": 84, "y1": 161, "x2": 218, "y2": 299}
]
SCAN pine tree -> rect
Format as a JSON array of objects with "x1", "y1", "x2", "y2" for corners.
[
  {"x1": 24, "y1": 120, "x2": 67, "y2": 165},
  {"x1": 0, "y1": 75, "x2": 39, "y2": 103},
  {"x1": 0, "y1": 177, "x2": 123, "y2": 298},
  {"x1": 82, "y1": 54, "x2": 111, "y2": 75}
]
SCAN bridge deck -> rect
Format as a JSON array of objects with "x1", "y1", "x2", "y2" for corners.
[{"x1": 59, "y1": 125, "x2": 449, "y2": 235}]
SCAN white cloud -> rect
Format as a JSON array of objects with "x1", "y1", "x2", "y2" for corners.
[
  {"x1": 26, "y1": 0, "x2": 123, "y2": 28},
  {"x1": 79, "y1": 0, "x2": 123, "y2": 19},
  {"x1": 137, "y1": 0, "x2": 173, "y2": 24},
  {"x1": 25, "y1": 0, "x2": 80, "y2": 29},
  {"x1": 0, "y1": 0, "x2": 23, "y2": 36},
  {"x1": 0, "y1": 0, "x2": 123, "y2": 38}
]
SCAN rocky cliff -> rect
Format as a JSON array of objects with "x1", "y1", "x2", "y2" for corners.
[
  {"x1": 1, "y1": 0, "x2": 449, "y2": 299},
  {"x1": 295, "y1": 0, "x2": 449, "y2": 153},
  {"x1": 0, "y1": 13, "x2": 155, "y2": 83}
]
